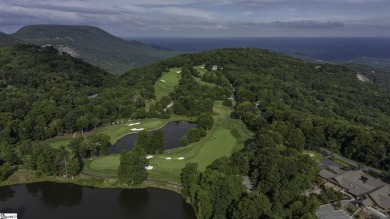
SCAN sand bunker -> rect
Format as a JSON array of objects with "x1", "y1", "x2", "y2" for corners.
[
  {"x1": 145, "y1": 166, "x2": 154, "y2": 170},
  {"x1": 178, "y1": 157, "x2": 184, "y2": 160},
  {"x1": 176, "y1": 71, "x2": 181, "y2": 73},
  {"x1": 128, "y1": 122, "x2": 140, "y2": 127},
  {"x1": 131, "y1": 128, "x2": 144, "y2": 131},
  {"x1": 160, "y1": 79, "x2": 166, "y2": 83},
  {"x1": 165, "y1": 157, "x2": 172, "y2": 160},
  {"x1": 146, "y1": 155, "x2": 154, "y2": 159}
]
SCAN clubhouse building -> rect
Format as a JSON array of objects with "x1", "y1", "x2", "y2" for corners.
[{"x1": 319, "y1": 167, "x2": 390, "y2": 214}]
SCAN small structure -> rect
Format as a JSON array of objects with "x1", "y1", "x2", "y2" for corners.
[
  {"x1": 319, "y1": 167, "x2": 390, "y2": 213},
  {"x1": 87, "y1": 94, "x2": 98, "y2": 99},
  {"x1": 211, "y1": 65, "x2": 218, "y2": 71}
]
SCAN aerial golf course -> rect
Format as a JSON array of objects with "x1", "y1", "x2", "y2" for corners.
[{"x1": 57, "y1": 65, "x2": 251, "y2": 183}]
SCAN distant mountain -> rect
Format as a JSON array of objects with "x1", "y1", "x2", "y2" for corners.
[
  {"x1": 11, "y1": 25, "x2": 180, "y2": 75},
  {"x1": 0, "y1": 31, "x2": 21, "y2": 47}
]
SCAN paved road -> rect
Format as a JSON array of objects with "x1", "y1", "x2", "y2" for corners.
[{"x1": 320, "y1": 148, "x2": 384, "y2": 176}]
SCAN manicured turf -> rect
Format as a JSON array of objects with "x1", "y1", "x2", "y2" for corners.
[
  {"x1": 44, "y1": 138, "x2": 72, "y2": 149},
  {"x1": 194, "y1": 65, "x2": 207, "y2": 76},
  {"x1": 84, "y1": 101, "x2": 251, "y2": 183},
  {"x1": 84, "y1": 155, "x2": 119, "y2": 176},
  {"x1": 45, "y1": 115, "x2": 191, "y2": 148},
  {"x1": 154, "y1": 67, "x2": 181, "y2": 100}
]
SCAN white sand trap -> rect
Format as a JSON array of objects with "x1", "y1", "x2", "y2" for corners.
[
  {"x1": 200, "y1": 66, "x2": 204, "y2": 69},
  {"x1": 145, "y1": 166, "x2": 154, "y2": 170},
  {"x1": 165, "y1": 157, "x2": 172, "y2": 160},
  {"x1": 131, "y1": 128, "x2": 144, "y2": 131},
  {"x1": 128, "y1": 122, "x2": 141, "y2": 127},
  {"x1": 146, "y1": 155, "x2": 154, "y2": 159},
  {"x1": 160, "y1": 79, "x2": 166, "y2": 83},
  {"x1": 176, "y1": 71, "x2": 181, "y2": 73},
  {"x1": 178, "y1": 157, "x2": 184, "y2": 160}
]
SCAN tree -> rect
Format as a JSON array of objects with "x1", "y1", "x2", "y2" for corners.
[
  {"x1": 286, "y1": 128, "x2": 305, "y2": 151},
  {"x1": 197, "y1": 114, "x2": 214, "y2": 130},
  {"x1": 66, "y1": 158, "x2": 81, "y2": 178},
  {"x1": 76, "y1": 116, "x2": 89, "y2": 133},
  {"x1": 181, "y1": 162, "x2": 199, "y2": 203},
  {"x1": 117, "y1": 147, "x2": 148, "y2": 184},
  {"x1": 180, "y1": 136, "x2": 190, "y2": 146},
  {"x1": 0, "y1": 163, "x2": 13, "y2": 181},
  {"x1": 230, "y1": 192, "x2": 271, "y2": 219},
  {"x1": 150, "y1": 130, "x2": 164, "y2": 154},
  {"x1": 187, "y1": 128, "x2": 201, "y2": 142},
  {"x1": 136, "y1": 130, "x2": 151, "y2": 152}
]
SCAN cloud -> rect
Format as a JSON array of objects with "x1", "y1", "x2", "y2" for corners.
[
  {"x1": 150, "y1": 7, "x2": 214, "y2": 19},
  {"x1": 270, "y1": 20, "x2": 344, "y2": 29}
]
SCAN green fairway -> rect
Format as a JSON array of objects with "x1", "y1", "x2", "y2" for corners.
[
  {"x1": 194, "y1": 65, "x2": 207, "y2": 76},
  {"x1": 84, "y1": 101, "x2": 251, "y2": 183},
  {"x1": 45, "y1": 115, "x2": 192, "y2": 148},
  {"x1": 154, "y1": 67, "x2": 181, "y2": 100}
]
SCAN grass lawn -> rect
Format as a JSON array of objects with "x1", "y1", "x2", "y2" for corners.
[
  {"x1": 44, "y1": 138, "x2": 73, "y2": 149},
  {"x1": 154, "y1": 67, "x2": 181, "y2": 101},
  {"x1": 84, "y1": 155, "x2": 119, "y2": 176},
  {"x1": 45, "y1": 114, "x2": 192, "y2": 148},
  {"x1": 194, "y1": 65, "x2": 207, "y2": 76},
  {"x1": 84, "y1": 101, "x2": 251, "y2": 183}
]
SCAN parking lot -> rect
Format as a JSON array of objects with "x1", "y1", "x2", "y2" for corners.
[{"x1": 315, "y1": 204, "x2": 351, "y2": 219}]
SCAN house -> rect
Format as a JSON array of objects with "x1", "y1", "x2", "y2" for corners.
[
  {"x1": 211, "y1": 65, "x2": 218, "y2": 71},
  {"x1": 319, "y1": 167, "x2": 390, "y2": 212}
]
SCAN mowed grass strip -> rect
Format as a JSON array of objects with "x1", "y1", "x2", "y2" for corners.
[
  {"x1": 84, "y1": 101, "x2": 251, "y2": 183},
  {"x1": 154, "y1": 67, "x2": 181, "y2": 100}
]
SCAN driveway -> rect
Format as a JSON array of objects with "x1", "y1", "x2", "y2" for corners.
[{"x1": 315, "y1": 204, "x2": 351, "y2": 219}]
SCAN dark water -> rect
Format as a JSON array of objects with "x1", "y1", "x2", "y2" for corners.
[
  {"x1": 109, "y1": 121, "x2": 196, "y2": 154},
  {"x1": 126, "y1": 37, "x2": 390, "y2": 62},
  {"x1": 0, "y1": 182, "x2": 196, "y2": 219}
]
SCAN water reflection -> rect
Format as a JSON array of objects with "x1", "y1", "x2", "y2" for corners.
[
  {"x1": 0, "y1": 186, "x2": 15, "y2": 202},
  {"x1": 109, "y1": 121, "x2": 196, "y2": 154},
  {"x1": 0, "y1": 182, "x2": 196, "y2": 219},
  {"x1": 26, "y1": 182, "x2": 82, "y2": 208}
]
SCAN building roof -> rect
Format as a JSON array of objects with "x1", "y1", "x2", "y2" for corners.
[
  {"x1": 320, "y1": 167, "x2": 390, "y2": 209},
  {"x1": 368, "y1": 185, "x2": 390, "y2": 209}
]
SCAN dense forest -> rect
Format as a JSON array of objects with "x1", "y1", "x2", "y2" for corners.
[{"x1": 1, "y1": 45, "x2": 390, "y2": 218}]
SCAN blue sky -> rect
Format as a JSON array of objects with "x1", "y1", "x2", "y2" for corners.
[{"x1": 0, "y1": 0, "x2": 389, "y2": 37}]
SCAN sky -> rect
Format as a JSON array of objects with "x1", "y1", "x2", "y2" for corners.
[{"x1": 0, "y1": 0, "x2": 390, "y2": 37}]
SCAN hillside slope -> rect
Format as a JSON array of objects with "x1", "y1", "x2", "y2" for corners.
[
  {"x1": 0, "y1": 32, "x2": 21, "y2": 47},
  {"x1": 11, "y1": 25, "x2": 180, "y2": 75}
]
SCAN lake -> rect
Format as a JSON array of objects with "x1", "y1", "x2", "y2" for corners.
[
  {"x1": 109, "y1": 121, "x2": 196, "y2": 154},
  {"x1": 0, "y1": 182, "x2": 196, "y2": 219}
]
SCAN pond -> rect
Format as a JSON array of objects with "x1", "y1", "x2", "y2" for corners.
[
  {"x1": 0, "y1": 182, "x2": 196, "y2": 219},
  {"x1": 109, "y1": 121, "x2": 196, "y2": 154}
]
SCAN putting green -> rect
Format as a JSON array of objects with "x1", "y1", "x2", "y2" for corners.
[
  {"x1": 84, "y1": 101, "x2": 251, "y2": 183},
  {"x1": 84, "y1": 155, "x2": 119, "y2": 176}
]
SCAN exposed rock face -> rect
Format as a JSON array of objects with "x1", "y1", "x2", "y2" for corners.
[{"x1": 356, "y1": 73, "x2": 370, "y2": 82}]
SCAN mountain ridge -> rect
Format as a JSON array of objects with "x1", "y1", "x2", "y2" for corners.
[{"x1": 10, "y1": 25, "x2": 180, "y2": 75}]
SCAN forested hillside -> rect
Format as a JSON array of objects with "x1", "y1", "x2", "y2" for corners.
[
  {"x1": 123, "y1": 49, "x2": 390, "y2": 217},
  {"x1": 1, "y1": 46, "x2": 390, "y2": 218},
  {"x1": 0, "y1": 45, "x2": 147, "y2": 144},
  {"x1": 0, "y1": 32, "x2": 21, "y2": 47},
  {"x1": 11, "y1": 25, "x2": 180, "y2": 75}
]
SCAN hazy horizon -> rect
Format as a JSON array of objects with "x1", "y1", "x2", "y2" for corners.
[{"x1": 1, "y1": 0, "x2": 390, "y2": 37}]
